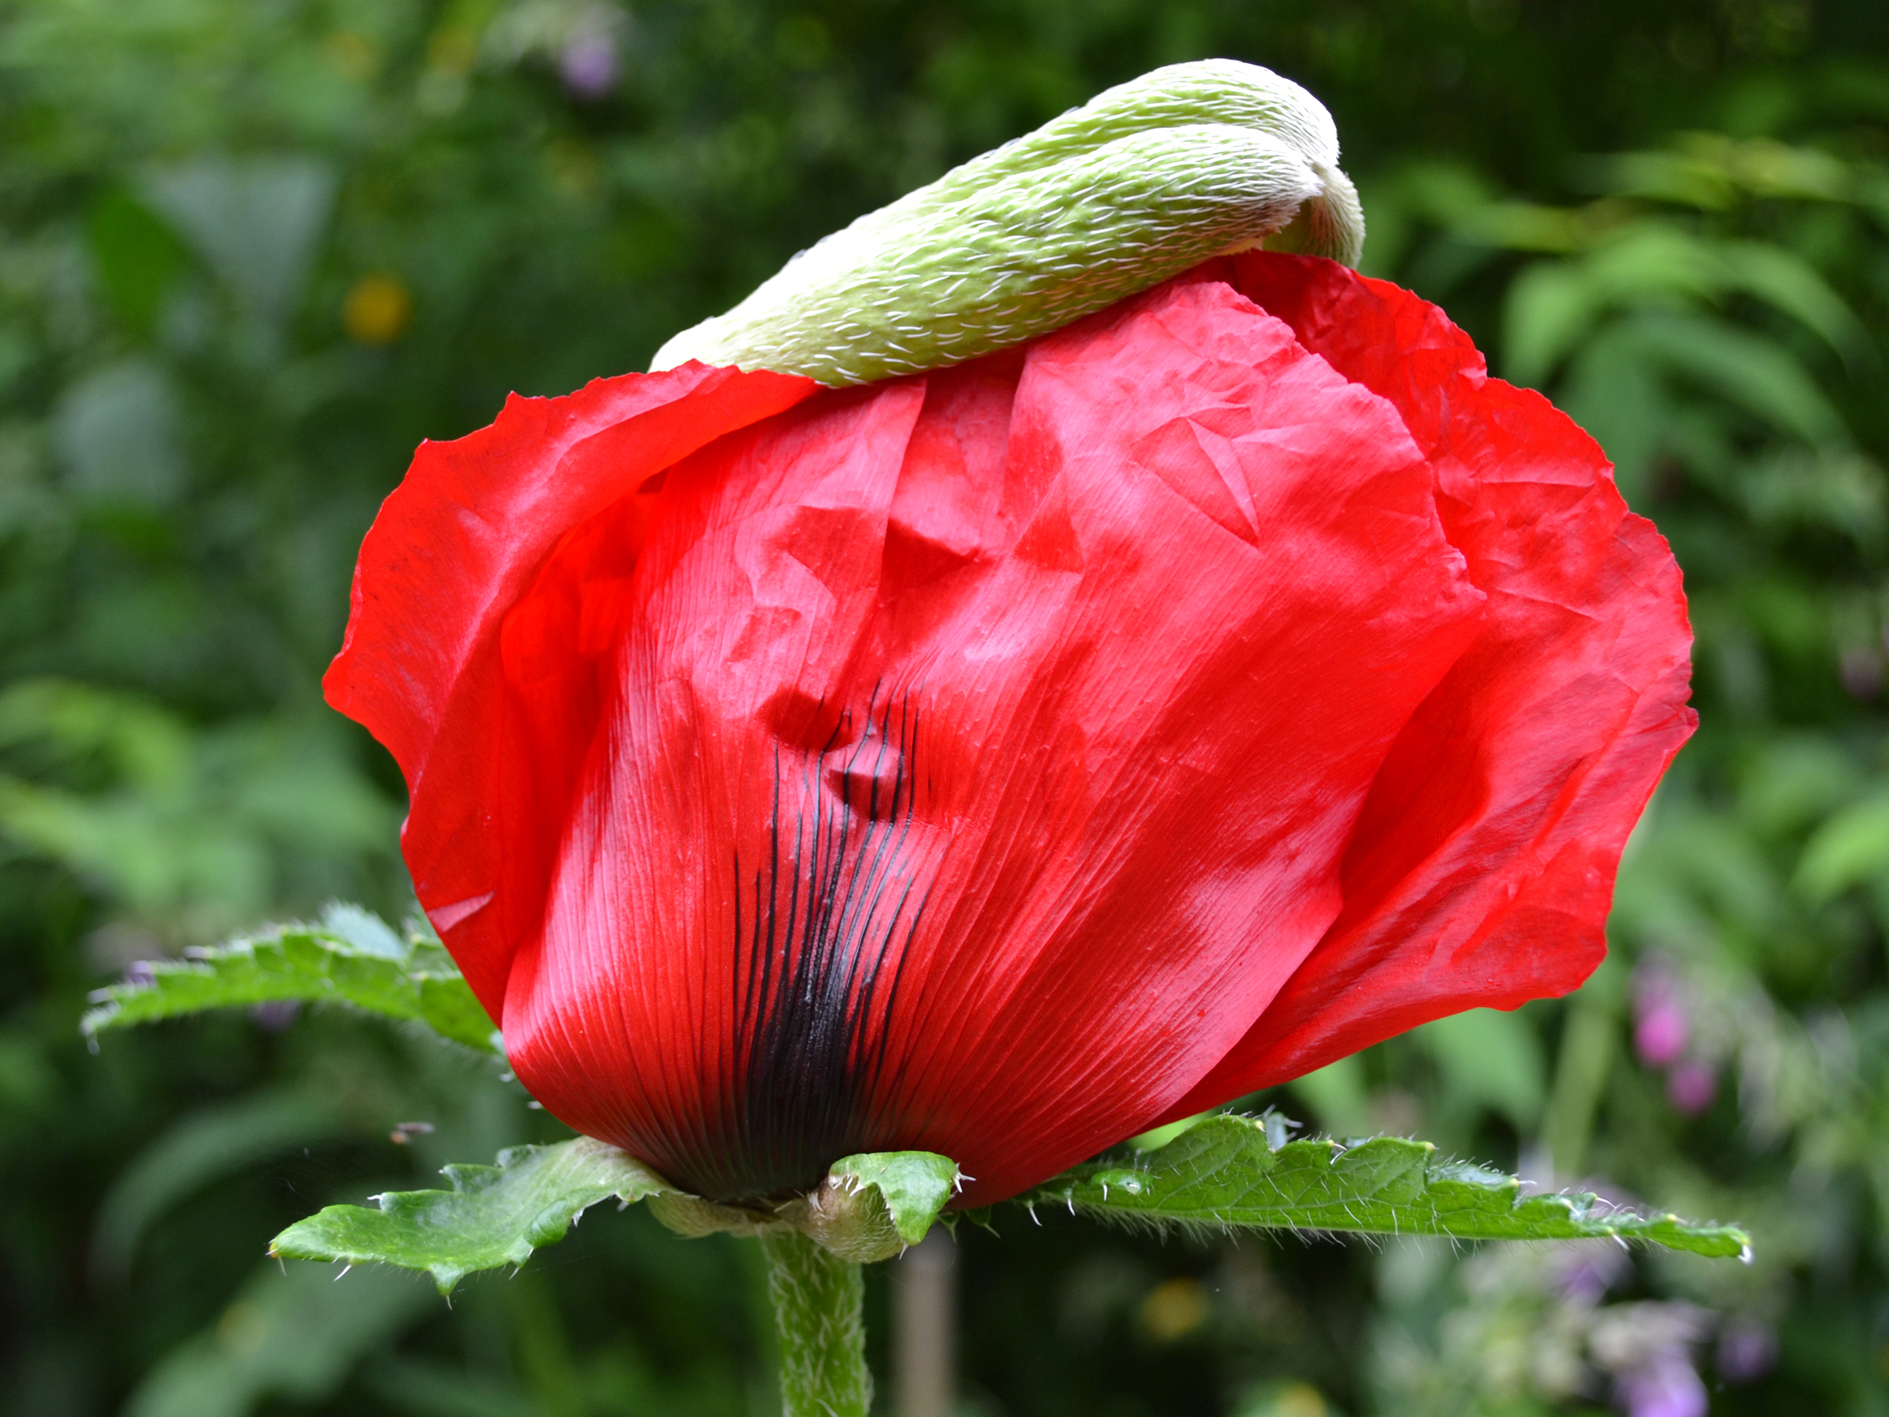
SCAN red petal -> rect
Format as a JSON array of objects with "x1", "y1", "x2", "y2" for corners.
[
  {"x1": 496, "y1": 277, "x2": 1486, "y2": 1202},
  {"x1": 330, "y1": 254, "x2": 1691, "y2": 1207},
  {"x1": 323, "y1": 363, "x2": 818, "y2": 1015},
  {"x1": 1159, "y1": 256, "x2": 1695, "y2": 1116}
]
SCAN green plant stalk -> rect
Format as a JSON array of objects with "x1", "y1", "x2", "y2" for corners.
[
  {"x1": 760, "y1": 1229, "x2": 872, "y2": 1417},
  {"x1": 1545, "y1": 992, "x2": 1619, "y2": 1179}
]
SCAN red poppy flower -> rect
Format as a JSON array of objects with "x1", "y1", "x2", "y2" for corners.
[{"x1": 325, "y1": 253, "x2": 1692, "y2": 1207}]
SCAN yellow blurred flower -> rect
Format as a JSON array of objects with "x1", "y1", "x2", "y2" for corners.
[
  {"x1": 1139, "y1": 1276, "x2": 1209, "y2": 1342},
  {"x1": 1235, "y1": 1381, "x2": 1327, "y2": 1417},
  {"x1": 344, "y1": 274, "x2": 412, "y2": 345},
  {"x1": 323, "y1": 30, "x2": 380, "y2": 82}
]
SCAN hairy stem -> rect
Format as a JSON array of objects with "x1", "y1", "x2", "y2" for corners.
[{"x1": 760, "y1": 1228, "x2": 872, "y2": 1417}]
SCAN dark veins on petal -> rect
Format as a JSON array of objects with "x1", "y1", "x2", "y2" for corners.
[{"x1": 694, "y1": 693, "x2": 931, "y2": 1202}]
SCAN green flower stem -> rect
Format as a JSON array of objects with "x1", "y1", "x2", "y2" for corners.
[{"x1": 760, "y1": 1228, "x2": 872, "y2": 1417}]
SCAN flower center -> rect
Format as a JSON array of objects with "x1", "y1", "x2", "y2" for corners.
[{"x1": 706, "y1": 695, "x2": 932, "y2": 1200}]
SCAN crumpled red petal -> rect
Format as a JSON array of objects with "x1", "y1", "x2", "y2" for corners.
[
  {"x1": 324, "y1": 363, "x2": 818, "y2": 1013},
  {"x1": 1155, "y1": 255, "x2": 1696, "y2": 1118},
  {"x1": 326, "y1": 253, "x2": 1692, "y2": 1207},
  {"x1": 497, "y1": 278, "x2": 1488, "y2": 1203}
]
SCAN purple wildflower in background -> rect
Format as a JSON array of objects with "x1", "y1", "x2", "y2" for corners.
[
  {"x1": 1716, "y1": 1320, "x2": 1778, "y2": 1382},
  {"x1": 1635, "y1": 997, "x2": 1688, "y2": 1067},
  {"x1": 561, "y1": 31, "x2": 618, "y2": 98},
  {"x1": 249, "y1": 999, "x2": 302, "y2": 1031},
  {"x1": 1555, "y1": 1241, "x2": 1629, "y2": 1307},
  {"x1": 1666, "y1": 1061, "x2": 1718, "y2": 1115},
  {"x1": 1633, "y1": 968, "x2": 1689, "y2": 1067},
  {"x1": 1616, "y1": 1355, "x2": 1709, "y2": 1417}
]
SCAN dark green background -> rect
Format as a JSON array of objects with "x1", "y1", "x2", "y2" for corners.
[{"x1": 4, "y1": 1, "x2": 1889, "y2": 1413}]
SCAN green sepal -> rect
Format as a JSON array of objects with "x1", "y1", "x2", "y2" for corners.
[
  {"x1": 82, "y1": 909, "x2": 498, "y2": 1053},
  {"x1": 1020, "y1": 1116, "x2": 1749, "y2": 1260},
  {"x1": 651, "y1": 60, "x2": 1363, "y2": 387},
  {"x1": 270, "y1": 1137, "x2": 669, "y2": 1295},
  {"x1": 825, "y1": 1151, "x2": 961, "y2": 1247},
  {"x1": 648, "y1": 1150, "x2": 963, "y2": 1262}
]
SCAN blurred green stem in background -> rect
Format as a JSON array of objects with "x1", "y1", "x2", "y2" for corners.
[
  {"x1": 895, "y1": 1229, "x2": 958, "y2": 1417},
  {"x1": 759, "y1": 1229, "x2": 872, "y2": 1417},
  {"x1": 1545, "y1": 990, "x2": 1619, "y2": 1181},
  {"x1": 507, "y1": 1270, "x2": 589, "y2": 1417}
]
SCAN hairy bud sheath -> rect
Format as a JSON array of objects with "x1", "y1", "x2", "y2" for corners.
[{"x1": 652, "y1": 61, "x2": 1364, "y2": 386}]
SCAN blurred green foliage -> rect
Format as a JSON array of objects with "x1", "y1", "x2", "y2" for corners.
[{"x1": 4, "y1": 0, "x2": 1889, "y2": 1413}]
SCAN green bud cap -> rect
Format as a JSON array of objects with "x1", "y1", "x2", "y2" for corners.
[
  {"x1": 652, "y1": 59, "x2": 1364, "y2": 387},
  {"x1": 645, "y1": 1150, "x2": 963, "y2": 1263}
]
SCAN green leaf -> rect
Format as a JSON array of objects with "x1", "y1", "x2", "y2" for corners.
[
  {"x1": 86, "y1": 188, "x2": 191, "y2": 338},
  {"x1": 123, "y1": 1258, "x2": 436, "y2": 1417},
  {"x1": 1628, "y1": 310, "x2": 1846, "y2": 446},
  {"x1": 0, "y1": 682, "x2": 397, "y2": 924},
  {"x1": 142, "y1": 156, "x2": 338, "y2": 330},
  {"x1": 1502, "y1": 222, "x2": 1874, "y2": 392},
  {"x1": 826, "y1": 1151, "x2": 962, "y2": 1247},
  {"x1": 81, "y1": 907, "x2": 498, "y2": 1052},
  {"x1": 1795, "y1": 788, "x2": 1889, "y2": 901},
  {"x1": 1505, "y1": 225, "x2": 1725, "y2": 386},
  {"x1": 1720, "y1": 241, "x2": 1876, "y2": 373},
  {"x1": 1019, "y1": 1116, "x2": 1749, "y2": 1259},
  {"x1": 271, "y1": 1138, "x2": 670, "y2": 1295},
  {"x1": 93, "y1": 1087, "x2": 349, "y2": 1283}
]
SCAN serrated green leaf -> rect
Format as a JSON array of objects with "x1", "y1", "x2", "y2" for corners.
[
  {"x1": 1020, "y1": 1116, "x2": 1749, "y2": 1259},
  {"x1": 81, "y1": 910, "x2": 498, "y2": 1052},
  {"x1": 271, "y1": 1138, "x2": 669, "y2": 1295},
  {"x1": 826, "y1": 1151, "x2": 961, "y2": 1247}
]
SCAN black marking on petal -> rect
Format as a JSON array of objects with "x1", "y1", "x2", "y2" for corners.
[{"x1": 688, "y1": 691, "x2": 930, "y2": 1202}]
